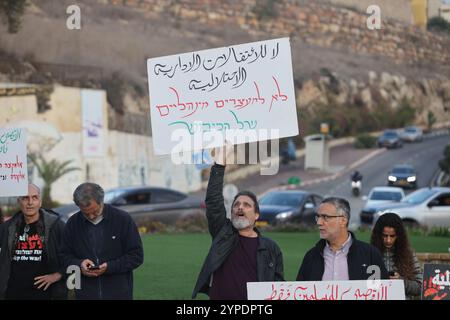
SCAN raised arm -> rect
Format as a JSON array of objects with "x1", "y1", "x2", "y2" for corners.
[{"x1": 205, "y1": 143, "x2": 232, "y2": 238}]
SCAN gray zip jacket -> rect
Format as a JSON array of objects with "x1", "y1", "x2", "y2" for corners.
[{"x1": 383, "y1": 249, "x2": 422, "y2": 299}]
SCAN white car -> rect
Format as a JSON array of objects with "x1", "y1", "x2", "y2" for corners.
[
  {"x1": 372, "y1": 187, "x2": 450, "y2": 228},
  {"x1": 360, "y1": 187, "x2": 405, "y2": 224},
  {"x1": 400, "y1": 126, "x2": 423, "y2": 142}
]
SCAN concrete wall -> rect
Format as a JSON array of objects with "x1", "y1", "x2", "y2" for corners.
[
  {"x1": 417, "y1": 253, "x2": 450, "y2": 265},
  {"x1": 102, "y1": 0, "x2": 450, "y2": 66},
  {"x1": 428, "y1": 0, "x2": 443, "y2": 18},
  {"x1": 328, "y1": 0, "x2": 413, "y2": 24}
]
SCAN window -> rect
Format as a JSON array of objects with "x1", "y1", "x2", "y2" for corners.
[
  {"x1": 313, "y1": 195, "x2": 323, "y2": 205},
  {"x1": 259, "y1": 192, "x2": 305, "y2": 207},
  {"x1": 151, "y1": 190, "x2": 186, "y2": 204},
  {"x1": 303, "y1": 196, "x2": 315, "y2": 211},
  {"x1": 436, "y1": 194, "x2": 450, "y2": 206},
  {"x1": 124, "y1": 192, "x2": 151, "y2": 205}
]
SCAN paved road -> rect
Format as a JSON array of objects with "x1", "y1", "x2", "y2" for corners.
[
  {"x1": 300, "y1": 131, "x2": 450, "y2": 229},
  {"x1": 192, "y1": 129, "x2": 449, "y2": 230}
]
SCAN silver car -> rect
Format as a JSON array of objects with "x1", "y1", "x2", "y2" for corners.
[
  {"x1": 53, "y1": 186, "x2": 206, "y2": 226},
  {"x1": 400, "y1": 126, "x2": 423, "y2": 142},
  {"x1": 372, "y1": 187, "x2": 450, "y2": 228},
  {"x1": 360, "y1": 186, "x2": 405, "y2": 224}
]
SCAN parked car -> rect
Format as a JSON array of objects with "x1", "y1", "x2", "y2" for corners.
[
  {"x1": 53, "y1": 186, "x2": 206, "y2": 226},
  {"x1": 377, "y1": 130, "x2": 403, "y2": 149},
  {"x1": 360, "y1": 186, "x2": 405, "y2": 224},
  {"x1": 400, "y1": 126, "x2": 423, "y2": 142},
  {"x1": 257, "y1": 190, "x2": 323, "y2": 226},
  {"x1": 372, "y1": 187, "x2": 450, "y2": 229},
  {"x1": 387, "y1": 164, "x2": 418, "y2": 189}
]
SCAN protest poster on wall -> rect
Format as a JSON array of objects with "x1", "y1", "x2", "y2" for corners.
[
  {"x1": 147, "y1": 37, "x2": 298, "y2": 155},
  {"x1": 422, "y1": 263, "x2": 450, "y2": 300},
  {"x1": 0, "y1": 127, "x2": 28, "y2": 197},
  {"x1": 82, "y1": 89, "x2": 105, "y2": 157},
  {"x1": 247, "y1": 280, "x2": 406, "y2": 300}
]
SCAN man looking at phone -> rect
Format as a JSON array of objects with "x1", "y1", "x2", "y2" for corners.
[{"x1": 60, "y1": 182, "x2": 143, "y2": 300}]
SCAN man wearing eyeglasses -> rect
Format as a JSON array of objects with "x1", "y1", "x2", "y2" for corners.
[
  {"x1": 296, "y1": 197, "x2": 388, "y2": 281},
  {"x1": 0, "y1": 183, "x2": 67, "y2": 299}
]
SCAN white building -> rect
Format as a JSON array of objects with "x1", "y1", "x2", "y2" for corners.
[{"x1": 0, "y1": 83, "x2": 202, "y2": 204}]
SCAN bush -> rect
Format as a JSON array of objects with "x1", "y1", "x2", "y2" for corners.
[
  {"x1": 0, "y1": 0, "x2": 28, "y2": 33},
  {"x1": 101, "y1": 72, "x2": 127, "y2": 114},
  {"x1": 137, "y1": 218, "x2": 168, "y2": 234},
  {"x1": 427, "y1": 16, "x2": 450, "y2": 34},
  {"x1": 175, "y1": 214, "x2": 208, "y2": 233},
  {"x1": 393, "y1": 99, "x2": 416, "y2": 128},
  {"x1": 439, "y1": 145, "x2": 450, "y2": 174},
  {"x1": 354, "y1": 133, "x2": 377, "y2": 149},
  {"x1": 252, "y1": 0, "x2": 279, "y2": 20},
  {"x1": 427, "y1": 227, "x2": 450, "y2": 237}
]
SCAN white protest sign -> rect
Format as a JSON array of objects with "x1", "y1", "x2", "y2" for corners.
[
  {"x1": 147, "y1": 37, "x2": 298, "y2": 155},
  {"x1": 0, "y1": 127, "x2": 28, "y2": 197},
  {"x1": 247, "y1": 280, "x2": 405, "y2": 300}
]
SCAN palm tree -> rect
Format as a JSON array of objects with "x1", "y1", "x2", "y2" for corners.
[{"x1": 28, "y1": 153, "x2": 80, "y2": 208}]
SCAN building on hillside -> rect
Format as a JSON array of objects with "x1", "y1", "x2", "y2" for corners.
[{"x1": 439, "y1": 3, "x2": 450, "y2": 22}]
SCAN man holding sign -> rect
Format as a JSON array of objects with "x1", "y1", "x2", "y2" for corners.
[{"x1": 192, "y1": 144, "x2": 284, "y2": 300}]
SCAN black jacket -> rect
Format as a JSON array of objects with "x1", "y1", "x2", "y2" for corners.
[
  {"x1": 60, "y1": 204, "x2": 144, "y2": 300},
  {"x1": 192, "y1": 164, "x2": 284, "y2": 299},
  {"x1": 0, "y1": 209, "x2": 67, "y2": 299},
  {"x1": 296, "y1": 233, "x2": 389, "y2": 281}
]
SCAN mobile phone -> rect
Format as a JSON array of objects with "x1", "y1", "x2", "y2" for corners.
[{"x1": 88, "y1": 264, "x2": 100, "y2": 270}]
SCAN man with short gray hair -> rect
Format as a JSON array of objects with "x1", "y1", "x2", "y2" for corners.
[
  {"x1": 296, "y1": 197, "x2": 388, "y2": 281},
  {"x1": 60, "y1": 182, "x2": 144, "y2": 300},
  {"x1": 0, "y1": 183, "x2": 66, "y2": 299}
]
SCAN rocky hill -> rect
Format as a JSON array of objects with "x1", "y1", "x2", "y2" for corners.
[{"x1": 0, "y1": 0, "x2": 449, "y2": 136}]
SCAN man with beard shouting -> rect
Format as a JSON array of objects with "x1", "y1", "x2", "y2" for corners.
[{"x1": 192, "y1": 143, "x2": 284, "y2": 300}]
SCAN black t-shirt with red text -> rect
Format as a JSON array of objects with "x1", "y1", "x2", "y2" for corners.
[{"x1": 6, "y1": 221, "x2": 51, "y2": 300}]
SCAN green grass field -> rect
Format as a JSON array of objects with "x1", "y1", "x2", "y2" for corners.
[{"x1": 133, "y1": 231, "x2": 450, "y2": 299}]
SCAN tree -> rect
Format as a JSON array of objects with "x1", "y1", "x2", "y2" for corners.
[
  {"x1": 0, "y1": 0, "x2": 28, "y2": 33},
  {"x1": 438, "y1": 145, "x2": 450, "y2": 186},
  {"x1": 427, "y1": 111, "x2": 436, "y2": 132},
  {"x1": 427, "y1": 16, "x2": 450, "y2": 34},
  {"x1": 28, "y1": 153, "x2": 80, "y2": 208},
  {"x1": 252, "y1": 0, "x2": 279, "y2": 21}
]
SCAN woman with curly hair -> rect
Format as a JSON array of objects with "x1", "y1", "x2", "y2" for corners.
[{"x1": 371, "y1": 212, "x2": 422, "y2": 299}]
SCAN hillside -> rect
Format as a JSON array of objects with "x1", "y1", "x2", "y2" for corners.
[{"x1": 1, "y1": 0, "x2": 449, "y2": 136}]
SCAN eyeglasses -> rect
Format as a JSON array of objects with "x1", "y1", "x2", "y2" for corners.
[{"x1": 314, "y1": 214, "x2": 344, "y2": 222}]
